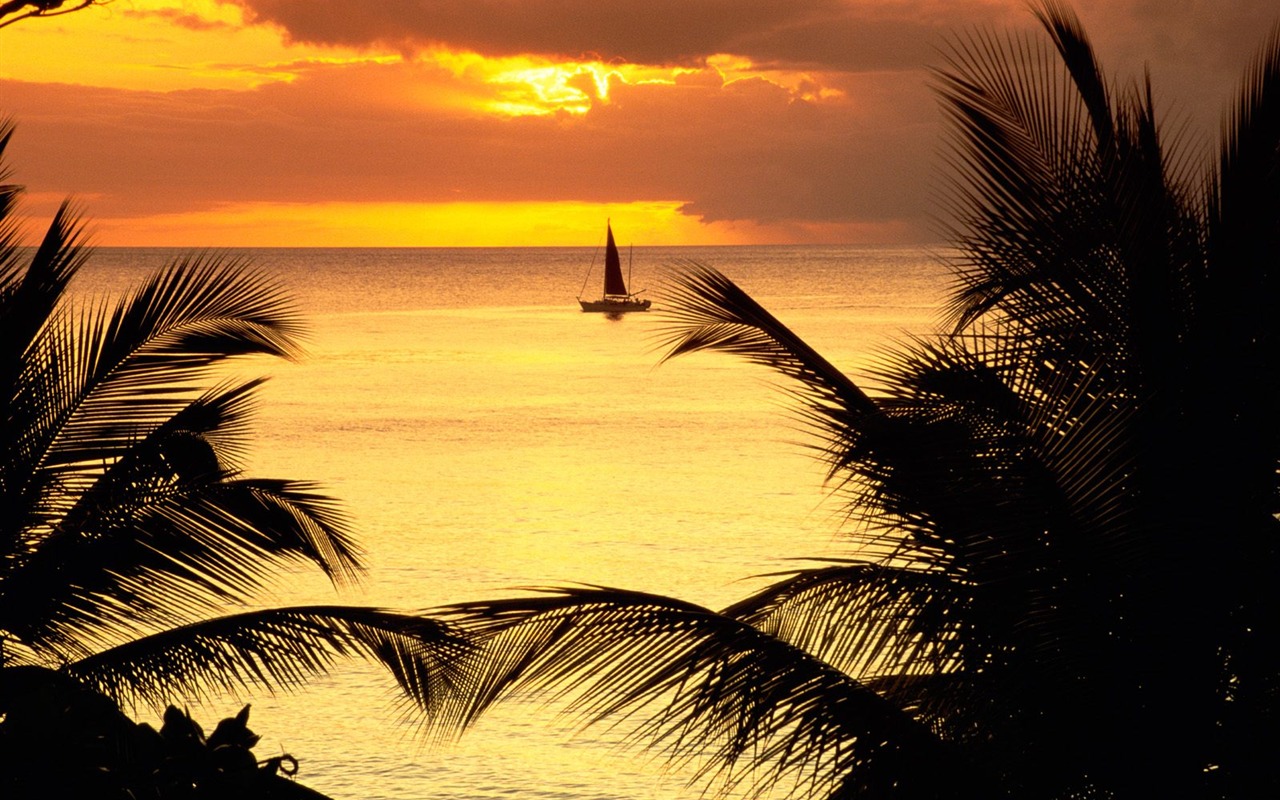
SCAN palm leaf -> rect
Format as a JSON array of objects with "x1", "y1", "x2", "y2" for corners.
[
  {"x1": 64, "y1": 606, "x2": 472, "y2": 719},
  {"x1": 0, "y1": 119, "x2": 88, "y2": 368},
  {"x1": 657, "y1": 262, "x2": 877, "y2": 417},
  {"x1": 1, "y1": 256, "x2": 304, "y2": 571},
  {"x1": 0, "y1": 117, "x2": 17, "y2": 220},
  {"x1": 4, "y1": 482, "x2": 361, "y2": 663},
  {"x1": 0, "y1": 372, "x2": 362, "y2": 659},
  {"x1": 723, "y1": 562, "x2": 969, "y2": 682},
  {"x1": 437, "y1": 586, "x2": 976, "y2": 800},
  {"x1": 42, "y1": 255, "x2": 302, "y2": 468},
  {"x1": 933, "y1": 20, "x2": 1123, "y2": 349},
  {"x1": 1032, "y1": 0, "x2": 1113, "y2": 150},
  {"x1": 1208, "y1": 19, "x2": 1280, "y2": 444},
  {"x1": 0, "y1": 203, "x2": 86, "y2": 367},
  {"x1": 0, "y1": 203, "x2": 92, "y2": 579}
]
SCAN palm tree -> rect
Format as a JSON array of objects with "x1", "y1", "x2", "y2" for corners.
[
  {"x1": 429, "y1": 4, "x2": 1280, "y2": 799},
  {"x1": 0, "y1": 119, "x2": 471, "y2": 784}
]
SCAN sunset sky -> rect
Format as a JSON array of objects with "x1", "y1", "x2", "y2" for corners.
[{"x1": 2, "y1": 0, "x2": 1275, "y2": 246}]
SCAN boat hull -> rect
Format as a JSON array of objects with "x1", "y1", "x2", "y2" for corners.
[{"x1": 579, "y1": 298, "x2": 651, "y2": 313}]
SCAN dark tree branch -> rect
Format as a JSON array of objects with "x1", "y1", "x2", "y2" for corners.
[{"x1": 0, "y1": 0, "x2": 98, "y2": 30}]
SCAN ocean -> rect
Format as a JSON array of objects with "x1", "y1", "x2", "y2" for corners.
[{"x1": 70, "y1": 245, "x2": 950, "y2": 799}]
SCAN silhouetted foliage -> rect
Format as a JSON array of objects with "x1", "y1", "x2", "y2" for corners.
[
  {"x1": 430, "y1": 4, "x2": 1280, "y2": 799},
  {"x1": 0, "y1": 120, "x2": 474, "y2": 793},
  {"x1": 0, "y1": 0, "x2": 96, "y2": 30},
  {"x1": 0, "y1": 666, "x2": 330, "y2": 798}
]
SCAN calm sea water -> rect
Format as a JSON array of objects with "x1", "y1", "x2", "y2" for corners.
[{"x1": 71, "y1": 245, "x2": 950, "y2": 800}]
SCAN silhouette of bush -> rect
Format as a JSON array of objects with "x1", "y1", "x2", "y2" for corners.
[{"x1": 0, "y1": 666, "x2": 330, "y2": 799}]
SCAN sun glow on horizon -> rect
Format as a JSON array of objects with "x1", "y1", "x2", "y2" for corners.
[
  {"x1": 15, "y1": 199, "x2": 911, "y2": 248},
  {"x1": 33, "y1": 200, "x2": 747, "y2": 247}
]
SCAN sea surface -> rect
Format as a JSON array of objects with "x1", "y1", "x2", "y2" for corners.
[{"x1": 71, "y1": 245, "x2": 951, "y2": 800}]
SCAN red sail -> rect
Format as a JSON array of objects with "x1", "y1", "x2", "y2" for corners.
[{"x1": 602, "y1": 223, "x2": 628, "y2": 297}]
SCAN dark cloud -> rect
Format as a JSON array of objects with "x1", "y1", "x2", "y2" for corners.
[
  {"x1": 0, "y1": 59, "x2": 940, "y2": 238},
  {"x1": 226, "y1": 0, "x2": 1014, "y2": 71},
  {"x1": 1072, "y1": 0, "x2": 1280, "y2": 142},
  {"x1": 219, "y1": 0, "x2": 1280, "y2": 144}
]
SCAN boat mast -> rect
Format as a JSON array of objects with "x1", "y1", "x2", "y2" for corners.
[{"x1": 577, "y1": 223, "x2": 607, "y2": 299}]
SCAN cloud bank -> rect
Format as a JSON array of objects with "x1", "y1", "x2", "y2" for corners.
[
  {"x1": 3, "y1": 58, "x2": 936, "y2": 234},
  {"x1": 226, "y1": 0, "x2": 1015, "y2": 70},
  {"x1": 6, "y1": 0, "x2": 1279, "y2": 243}
]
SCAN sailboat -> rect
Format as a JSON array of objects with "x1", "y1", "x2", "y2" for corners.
[{"x1": 577, "y1": 221, "x2": 651, "y2": 312}]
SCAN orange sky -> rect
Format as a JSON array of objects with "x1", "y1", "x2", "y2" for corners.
[{"x1": 1, "y1": 0, "x2": 1275, "y2": 246}]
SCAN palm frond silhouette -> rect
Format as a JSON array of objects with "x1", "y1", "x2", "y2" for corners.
[
  {"x1": 0, "y1": 121, "x2": 471, "y2": 725},
  {"x1": 431, "y1": 4, "x2": 1280, "y2": 798}
]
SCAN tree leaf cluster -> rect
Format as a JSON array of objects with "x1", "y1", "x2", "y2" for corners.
[{"x1": 0, "y1": 120, "x2": 474, "y2": 796}]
